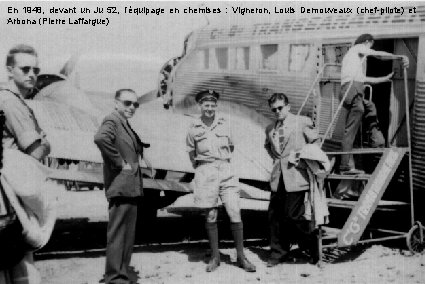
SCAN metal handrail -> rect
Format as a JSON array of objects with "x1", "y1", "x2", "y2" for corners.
[
  {"x1": 297, "y1": 63, "x2": 341, "y2": 116},
  {"x1": 364, "y1": 84, "x2": 373, "y2": 102},
  {"x1": 390, "y1": 102, "x2": 415, "y2": 146},
  {"x1": 359, "y1": 84, "x2": 373, "y2": 148},
  {"x1": 319, "y1": 79, "x2": 354, "y2": 147},
  {"x1": 319, "y1": 56, "x2": 369, "y2": 147},
  {"x1": 0, "y1": 111, "x2": 3, "y2": 169},
  {"x1": 403, "y1": 67, "x2": 414, "y2": 226},
  {"x1": 319, "y1": 54, "x2": 407, "y2": 147}
]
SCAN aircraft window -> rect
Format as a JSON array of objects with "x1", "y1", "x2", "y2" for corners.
[
  {"x1": 215, "y1": 47, "x2": 228, "y2": 70},
  {"x1": 197, "y1": 49, "x2": 210, "y2": 70},
  {"x1": 322, "y1": 43, "x2": 351, "y2": 77},
  {"x1": 323, "y1": 44, "x2": 351, "y2": 65},
  {"x1": 203, "y1": 49, "x2": 209, "y2": 69},
  {"x1": 261, "y1": 44, "x2": 278, "y2": 70},
  {"x1": 288, "y1": 44, "x2": 311, "y2": 72},
  {"x1": 234, "y1": 47, "x2": 250, "y2": 70}
]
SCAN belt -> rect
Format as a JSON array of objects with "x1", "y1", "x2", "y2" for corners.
[{"x1": 196, "y1": 159, "x2": 230, "y2": 165}]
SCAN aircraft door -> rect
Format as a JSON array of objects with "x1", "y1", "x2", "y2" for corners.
[
  {"x1": 387, "y1": 38, "x2": 419, "y2": 147},
  {"x1": 317, "y1": 43, "x2": 351, "y2": 146}
]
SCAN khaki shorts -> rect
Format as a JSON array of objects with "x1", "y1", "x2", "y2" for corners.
[{"x1": 193, "y1": 160, "x2": 240, "y2": 209}]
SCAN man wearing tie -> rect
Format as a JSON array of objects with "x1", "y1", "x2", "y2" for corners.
[
  {"x1": 264, "y1": 93, "x2": 320, "y2": 267},
  {"x1": 94, "y1": 89, "x2": 147, "y2": 284}
]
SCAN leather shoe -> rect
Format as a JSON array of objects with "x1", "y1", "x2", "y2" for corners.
[
  {"x1": 309, "y1": 255, "x2": 320, "y2": 265},
  {"x1": 206, "y1": 257, "x2": 220, "y2": 272},
  {"x1": 237, "y1": 257, "x2": 256, "y2": 272},
  {"x1": 128, "y1": 266, "x2": 140, "y2": 283},
  {"x1": 266, "y1": 257, "x2": 281, "y2": 267}
]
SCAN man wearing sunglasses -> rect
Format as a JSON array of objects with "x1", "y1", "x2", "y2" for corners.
[
  {"x1": 1, "y1": 44, "x2": 48, "y2": 157},
  {"x1": 186, "y1": 90, "x2": 256, "y2": 273},
  {"x1": 264, "y1": 93, "x2": 320, "y2": 267},
  {"x1": 0, "y1": 44, "x2": 51, "y2": 283},
  {"x1": 3, "y1": 44, "x2": 40, "y2": 99},
  {"x1": 95, "y1": 89, "x2": 148, "y2": 284}
]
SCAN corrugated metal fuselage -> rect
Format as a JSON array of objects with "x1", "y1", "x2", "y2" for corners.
[{"x1": 168, "y1": 6, "x2": 425, "y2": 190}]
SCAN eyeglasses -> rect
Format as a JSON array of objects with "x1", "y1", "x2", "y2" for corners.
[
  {"x1": 118, "y1": 99, "x2": 139, "y2": 108},
  {"x1": 271, "y1": 106, "x2": 284, "y2": 113},
  {"x1": 17, "y1": 66, "x2": 40, "y2": 75}
]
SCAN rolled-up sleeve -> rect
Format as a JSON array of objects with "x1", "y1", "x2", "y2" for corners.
[
  {"x1": 186, "y1": 129, "x2": 195, "y2": 153},
  {"x1": 3, "y1": 99, "x2": 42, "y2": 151}
]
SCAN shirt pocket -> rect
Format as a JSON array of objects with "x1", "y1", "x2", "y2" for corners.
[
  {"x1": 215, "y1": 129, "x2": 231, "y2": 152},
  {"x1": 194, "y1": 132, "x2": 209, "y2": 154}
]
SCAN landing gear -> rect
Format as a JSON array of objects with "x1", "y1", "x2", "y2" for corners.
[
  {"x1": 406, "y1": 221, "x2": 425, "y2": 254},
  {"x1": 65, "y1": 181, "x2": 72, "y2": 191}
]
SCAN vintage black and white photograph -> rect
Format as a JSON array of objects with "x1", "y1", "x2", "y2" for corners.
[{"x1": 0, "y1": 1, "x2": 424, "y2": 283}]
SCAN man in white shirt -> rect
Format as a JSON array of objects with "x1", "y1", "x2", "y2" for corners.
[
  {"x1": 339, "y1": 34, "x2": 409, "y2": 174},
  {"x1": 186, "y1": 90, "x2": 256, "y2": 273},
  {"x1": 0, "y1": 44, "x2": 52, "y2": 284}
]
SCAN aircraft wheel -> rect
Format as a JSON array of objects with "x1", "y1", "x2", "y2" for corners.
[{"x1": 406, "y1": 222, "x2": 425, "y2": 254}]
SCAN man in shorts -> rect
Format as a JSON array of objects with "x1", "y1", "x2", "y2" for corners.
[{"x1": 186, "y1": 90, "x2": 256, "y2": 273}]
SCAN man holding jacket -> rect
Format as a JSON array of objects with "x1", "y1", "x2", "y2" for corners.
[{"x1": 264, "y1": 93, "x2": 320, "y2": 267}]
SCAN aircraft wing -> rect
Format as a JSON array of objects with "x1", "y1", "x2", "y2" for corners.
[
  {"x1": 130, "y1": 99, "x2": 273, "y2": 182},
  {"x1": 29, "y1": 83, "x2": 273, "y2": 182},
  {"x1": 27, "y1": 100, "x2": 103, "y2": 163}
]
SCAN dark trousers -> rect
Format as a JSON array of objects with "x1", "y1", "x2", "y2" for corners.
[
  {"x1": 268, "y1": 177, "x2": 316, "y2": 260},
  {"x1": 340, "y1": 94, "x2": 385, "y2": 171},
  {"x1": 105, "y1": 197, "x2": 138, "y2": 284}
]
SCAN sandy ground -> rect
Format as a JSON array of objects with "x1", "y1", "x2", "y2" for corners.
[
  {"x1": 33, "y1": 188, "x2": 424, "y2": 284},
  {"x1": 35, "y1": 245, "x2": 424, "y2": 284},
  {"x1": 35, "y1": 241, "x2": 425, "y2": 284}
]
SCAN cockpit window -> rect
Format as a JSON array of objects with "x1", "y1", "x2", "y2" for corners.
[
  {"x1": 215, "y1": 47, "x2": 228, "y2": 70},
  {"x1": 261, "y1": 44, "x2": 278, "y2": 70}
]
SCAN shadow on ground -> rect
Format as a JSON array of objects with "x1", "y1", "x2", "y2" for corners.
[{"x1": 35, "y1": 210, "x2": 270, "y2": 261}]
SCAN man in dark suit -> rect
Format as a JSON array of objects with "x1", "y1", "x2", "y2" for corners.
[
  {"x1": 94, "y1": 89, "x2": 147, "y2": 284},
  {"x1": 264, "y1": 93, "x2": 320, "y2": 267}
]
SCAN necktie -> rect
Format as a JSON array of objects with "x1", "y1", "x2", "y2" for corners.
[{"x1": 278, "y1": 121, "x2": 285, "y2": 152}]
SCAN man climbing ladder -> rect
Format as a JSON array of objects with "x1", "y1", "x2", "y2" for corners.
[{"x1": 339, "y1": 33, "x2": 409, "y2": 175}]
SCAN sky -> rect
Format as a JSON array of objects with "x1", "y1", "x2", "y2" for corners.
[{"x1": 0, "y1": 1, "x2": 421, "y2": 81}]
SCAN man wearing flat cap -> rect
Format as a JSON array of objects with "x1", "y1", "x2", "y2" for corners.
[{"x1": 186, "y1": 90, "x2": 256, "y2": 273}]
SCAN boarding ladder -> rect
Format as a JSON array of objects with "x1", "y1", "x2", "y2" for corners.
[{"x1": 298, "y1": 62, "x2": 424, "y2": 264}]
